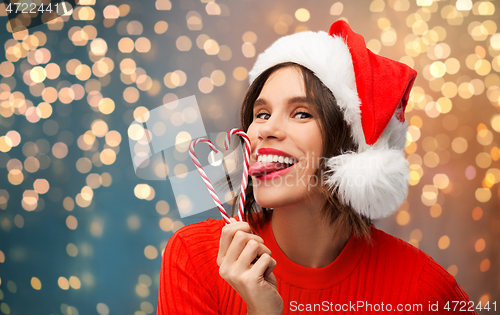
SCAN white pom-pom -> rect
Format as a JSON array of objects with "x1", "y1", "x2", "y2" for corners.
[{"x1": 325, "y1": 148, "x2": 409, "y2": 219}]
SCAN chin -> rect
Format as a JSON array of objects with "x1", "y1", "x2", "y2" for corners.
[{"x1": 253, "y1": 185, "x2": 300, "y2": 209}]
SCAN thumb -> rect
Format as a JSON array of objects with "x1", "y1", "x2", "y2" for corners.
[{"x1": 265, "y1": 272, "x2": 278, "y2": 288}]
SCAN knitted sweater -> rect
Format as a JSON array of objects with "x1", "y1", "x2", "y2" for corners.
[{"x1": 158, "y1": 217, "x2": 475, "y2": 314}]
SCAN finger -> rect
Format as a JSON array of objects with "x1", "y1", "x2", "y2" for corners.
[
  {"x1": 264, "y1": 269, "x2": 278, "y2": 288},
  {"x1": 218, "y1": 223, "x2": 261, "y2": 265},
  {"x1": 220, "y1": 231, "x2": 265, "y2": 267},
  {"x1": 230, "y1": 218, "x2": 255, "y2": 235},
  {"x1": 218, "y1": 222, "x2": 252, "y2": 262},
  {"x1": 263, "y1": 256, "x2": 277, "y2": 279},
  {"x1": 219, "y1": 221, "x2": 252, "y2": 251},
  {"x1": 250, "y1": 253, "x2": 277, "y2": 280},
  {"x1": 231, "y1": 240, "x2": 272, "y2": 274}
]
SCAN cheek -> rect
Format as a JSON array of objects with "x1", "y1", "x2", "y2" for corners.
[
  {"x1": 246, "y1": 123, "x2": 259, "y2": 151},
  {"x1": 304, "y1": 126, "x2": 323, "y2": 154},
  {"x1": 311, "y1": 126, "x2": 324, "y2": 154}
]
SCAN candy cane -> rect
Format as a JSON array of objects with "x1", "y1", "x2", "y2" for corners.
[
  {"x1": 189, "y1": 138, "x2": 231, "y2": 224},
  {"x1": 224, "y1": 129, "x2": 251, "y2": 222}
]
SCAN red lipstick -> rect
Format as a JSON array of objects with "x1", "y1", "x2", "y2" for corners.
[
  {"x1": 256, "y1": 148, "x2": 293, "y2": 158},
  {"x1": 249, "y1": 148, "x2": 297, "y2": 180}
]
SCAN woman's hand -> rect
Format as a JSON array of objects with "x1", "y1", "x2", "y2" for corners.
[{"x1": 217, "y1": 218, "x2": 283, "y2": 315}]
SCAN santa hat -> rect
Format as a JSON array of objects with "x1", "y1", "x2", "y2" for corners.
[{"x1": 248, "y1": 20, "x2": 417, "y2": 219}]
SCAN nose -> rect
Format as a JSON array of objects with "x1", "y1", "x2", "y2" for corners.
[{"x1": 257, "y1": 115, "x2": 286, "y2": 141}]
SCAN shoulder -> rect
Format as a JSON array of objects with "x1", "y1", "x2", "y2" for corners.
[
  {"x1": 418, "y1": 253, "x2": 457, "y2": 288},
  {"x1": 159, "y1": 219, "x2": 228, "y2": 313},
  {"x1": 364, "y1": 227, "x2": 444, "y2": 292},
  {"x1": 369, "y1": 226, "x2": 454, "y2": 278},
  {"x1": 172, "y1": 218, "x2": 225, "y2": 242},
  {"x1": 369, "y1": 226, "x2": 429, "y2": 268},
  {"x1": 417, "y1": 254, "x2": 472, "y2": 305},
  {"x1": 167, "y1": 218, "x2": 225, "y2": 254},
  {"x1": 162, "y1": 218, "x2": 226, "y2": 284},
  {"x1": 370, "y1": 227, "x2": 459, "y2": 285},
  {"x1": 369, "y1": 226, "x2": 472, "y2": 307}
]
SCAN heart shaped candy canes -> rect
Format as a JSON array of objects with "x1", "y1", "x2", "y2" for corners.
[
  {"x1": 188, "y1": 129, "x2": 251, "y2": 224},
  {"x1": 188, "y1": 138, "x2": 230, "y2": 223},
  {"x1": 224, "y1": 128, "x2": 251, "y2": 222}
]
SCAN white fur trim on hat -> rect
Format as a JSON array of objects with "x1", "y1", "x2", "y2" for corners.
[
  {"x1": 249, "y1": 30, "x2": 411, "y2": 219},
  {"x1": 249, "y1": 31, "x2": 365, "y2": 147},
  {"x1": 325, "y1": 148, "x2": 409, "y2": 219}
]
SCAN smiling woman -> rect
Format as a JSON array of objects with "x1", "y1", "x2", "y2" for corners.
[
  {"x1": 157, "y1": 20, "x2": 476, "y2": 315},
  {"x1": 241, "y1": 63, "x2": 367, "y2": 240},
  {"x1": 248, "y1": 67, "x2": 326, "y2": 208}
]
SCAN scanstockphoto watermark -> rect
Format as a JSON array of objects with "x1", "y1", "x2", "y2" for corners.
[
  {"x1": 127, "y1": 96, "x2": 383, "y2": 218},
  {"x1": 289, "y1": 301, "x2": 423, "y2": 312},
  {"x1": 128, "y1": 95, "x2": 245, "y2": 218}
]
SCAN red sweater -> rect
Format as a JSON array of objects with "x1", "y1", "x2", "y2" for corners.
[{"x1": 158, "y1": 218, "x2": 475, "y2": 314}]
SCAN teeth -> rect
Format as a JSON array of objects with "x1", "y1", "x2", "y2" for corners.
[{"x1": 257, "y1": 154, "x2": 294, "y2": 165}]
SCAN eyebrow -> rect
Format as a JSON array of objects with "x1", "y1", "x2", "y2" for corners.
[{"x1": 254, "y1": 96, "x2": 311, "y2": 107}]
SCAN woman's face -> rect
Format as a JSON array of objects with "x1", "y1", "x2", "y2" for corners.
[{"x1": 247, "y1": 67, "x2": 325, "y2": 208}]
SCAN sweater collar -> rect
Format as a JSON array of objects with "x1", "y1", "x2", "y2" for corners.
[{"x1": 260, "y1": 216, "x2": 369, "y2": 289}]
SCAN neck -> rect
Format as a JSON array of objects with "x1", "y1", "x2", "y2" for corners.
[{"x1": 270, "y1": 201, "x2": 351, "y2": 269}]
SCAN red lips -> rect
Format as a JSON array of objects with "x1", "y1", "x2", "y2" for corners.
[
  {"x1": 248, "y1": 148, "x2": 296, "y2": 178},
  {"x1": 255, "y1": 148, "x2": 293, "y2": 158}
]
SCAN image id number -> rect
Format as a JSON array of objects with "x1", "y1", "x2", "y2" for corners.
[
  {"x1": 444, "y1": 301, "x2": 496, "y2": 312},
  {"x1": 5, "y1": 2, "x2": 72, "y2": 16}
]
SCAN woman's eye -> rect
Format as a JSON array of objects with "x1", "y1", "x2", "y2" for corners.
[
  {"x1": 255, "y1": 112, "x2": 270, "y2": 120},
  {"x1": 294, "y1": 112, "x2": 312, "y2": 119}
]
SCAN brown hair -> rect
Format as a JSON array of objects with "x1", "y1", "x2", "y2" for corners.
[{"x1": 236, "y1": 62, "x2": 372, "y2": 239}]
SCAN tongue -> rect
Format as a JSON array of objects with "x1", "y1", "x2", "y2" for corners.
[{"x1": 249, "y1": 162, "x2": 289, "y2": 177}]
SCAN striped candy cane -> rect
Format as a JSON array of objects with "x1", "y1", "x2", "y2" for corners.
[
  {"x1": 189, "y1": 138, "x2": 231, "y2": 224},
  {"x1": 224, "y1": 128, "x2": 251, "y2": 222}
]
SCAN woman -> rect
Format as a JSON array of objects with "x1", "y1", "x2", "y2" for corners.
[{"x1": 158, "y1": 21, "x2": 475, "y2": 314}]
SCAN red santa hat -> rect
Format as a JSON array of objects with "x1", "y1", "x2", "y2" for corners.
[{"x1": 248, "y1": 20, "x2": 417, "y2": 219}]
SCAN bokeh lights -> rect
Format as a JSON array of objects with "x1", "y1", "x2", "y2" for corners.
[{"x1": 0, "y1": 0, "x2": 499, "y2": 314}]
